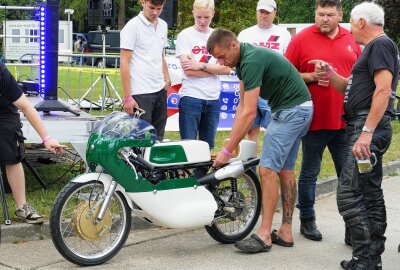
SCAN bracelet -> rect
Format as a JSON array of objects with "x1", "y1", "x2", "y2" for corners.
[
  {"x1": 325, "y1": 68, "x2": 334, "y2": 79},
  {"x1": 42, "y1": 136, "x2": 52, "y2": 144},
  {"x1": 124, "y1": 96, "x2": 133, "y2": 102},
  {"x1": 222, "y1": 148, "x2": 232, "y2": 157}
]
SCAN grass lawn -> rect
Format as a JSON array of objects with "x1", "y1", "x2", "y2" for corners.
[{"x1": 1, "y1": 65, "x2": 399, "y2": 224}]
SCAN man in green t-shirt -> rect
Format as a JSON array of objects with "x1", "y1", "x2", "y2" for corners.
[{"x1": 207, "y1": 28, "x2": 313, "y2": 253}]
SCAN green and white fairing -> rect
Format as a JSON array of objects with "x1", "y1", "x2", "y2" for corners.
[{"x1": 85, "y1": 112, "x2": 217, "y2": 228}]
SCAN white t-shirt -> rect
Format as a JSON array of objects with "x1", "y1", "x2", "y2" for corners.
[
  {"x1": 120, "y1": 12, "x2": 168, "y2": 95},
  {"x1": 238, "y1": 24, "x2": 292, "y2": 55},
  {"x1": 175, "y1": 26, "x2": 220, "y2": 100}
]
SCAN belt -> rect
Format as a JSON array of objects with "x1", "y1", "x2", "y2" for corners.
[
  {"x1": 342, "y1": 109, "x2": 393, "y2": 121},
  {"x1": 299, "y1": 100, "x2": 313, "y2": 107}
]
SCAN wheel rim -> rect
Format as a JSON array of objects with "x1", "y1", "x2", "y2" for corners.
[
  {"x1": 58, "y1": 183, "x2": 128, "y2": 260},
  {"x1": 212, "y1": 173, "x2": 258, "y2": 236}
]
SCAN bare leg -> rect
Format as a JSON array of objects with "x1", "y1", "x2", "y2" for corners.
[
  {"x1": 275, "y1": 169, "x2": 297, "y2": 243},
  {"x1": 247, "y1": 126, "x2": 261, "y2": 152},
  {"x1": 254, "y1": 166, "x2": 279, "y2": 245},
  {"x1": 5, "y1": 163, "x2": 26, "y2": 208}
]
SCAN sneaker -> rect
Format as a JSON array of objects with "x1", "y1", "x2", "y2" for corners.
[{"x1": 15, "y1": 203, "x2": 45, "y2": 224}]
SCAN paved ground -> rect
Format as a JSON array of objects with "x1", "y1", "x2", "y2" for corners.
[{"x1": 0, "y1": 176, "x2": 399, "y2": 270}]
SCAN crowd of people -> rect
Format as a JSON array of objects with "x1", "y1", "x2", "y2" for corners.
[
  {"x1": 1, "y1": 0, "x2": 398, "y2": 269},
  {"x1": 120, "y1": 0, "x2": 398, "y2": 269}
]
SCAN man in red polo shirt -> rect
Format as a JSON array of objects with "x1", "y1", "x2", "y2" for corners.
[{"x1": 285, "y1": 0, "x2": 361, "y2": 242}]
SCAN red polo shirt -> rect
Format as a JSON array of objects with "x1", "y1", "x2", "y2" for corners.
[{"x1": 285, "y1": 25, "x2": 361, "y2": 131}]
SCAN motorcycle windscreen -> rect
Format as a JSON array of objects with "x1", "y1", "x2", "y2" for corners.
[{"x1": 92, "y1": 111, "x2": 157, "y2": 140}]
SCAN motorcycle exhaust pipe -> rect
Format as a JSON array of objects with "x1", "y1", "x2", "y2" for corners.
[{"x1": 197, "y1": 158, "x2": 259, "y2": 185}]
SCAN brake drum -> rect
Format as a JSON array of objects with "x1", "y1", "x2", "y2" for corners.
[{"x1": 72, "y1": 201, "x2": 112, "y2": 240}]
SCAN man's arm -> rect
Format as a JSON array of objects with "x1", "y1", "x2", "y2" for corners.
[
  {"x1": 352, "y1": 69, "x2": 393, "y2": 159},
  {"x1": 213, "y1": 81, "x2": 258, "y2": 167},
  {"x1": 162, "y1": 52, "x2": 171, "y2": 91},
  {"x1": 12, "y1": 95, "x2": 65, "y2": 154},
  {"x1": 120, "y1": 49, "x2": 138, "y2": 114},
  {"x1": 180, "y1": 54, "x2": 231, "y2": 77}
]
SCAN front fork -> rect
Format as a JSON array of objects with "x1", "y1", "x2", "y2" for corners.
[{"x1": 92, "y1": 180, "x2": 117, "y2": 224}]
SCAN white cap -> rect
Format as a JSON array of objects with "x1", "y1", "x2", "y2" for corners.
[{"x1": 257, "y1": 0, "x2": 277, "y2": 12}]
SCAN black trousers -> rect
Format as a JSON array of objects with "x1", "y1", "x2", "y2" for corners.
[
  {"x1": 337, "y1": 113, "x2": 392, "y2": 267},
  {"x1": 133, "y1": 89, "x2": 167, "y2": 141}
]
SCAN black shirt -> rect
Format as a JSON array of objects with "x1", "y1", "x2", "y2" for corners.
[
  {"x1": 0, "y1": 63, "x2": 24, "y2": 115},
  {"x1": 344, "y1": 35, "x2": 399, "y2": 114}
]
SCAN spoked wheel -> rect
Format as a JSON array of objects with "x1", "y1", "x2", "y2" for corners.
[
  {"x1": 50, "y1": 180, "x2": 131, "y2": 266},
  {"x1": 205, "y1": 169, "x2": 261, "y2": 244}
]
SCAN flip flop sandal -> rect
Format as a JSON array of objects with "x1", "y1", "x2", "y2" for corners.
[
  {"x1": 234, "y1": 234, "x2": 272, "y2": 253},
  {"x1": 271, "y1": 229, "x2": 294, "y2": 247}
]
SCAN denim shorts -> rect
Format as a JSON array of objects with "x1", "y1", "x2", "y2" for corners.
[
  {"x1": 250, "y1": 97, "x2": 271, "y2": 129},
  {"x1": 260, "y1": 102, "x2": 313, "y2": 171}
]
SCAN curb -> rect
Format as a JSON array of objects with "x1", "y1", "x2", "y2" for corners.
[{"x1": 1, "y1": 160, "x2": 399, "y2": 244}]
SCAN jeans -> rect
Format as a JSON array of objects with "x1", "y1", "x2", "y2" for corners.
[
  {"x1": 179, "y1": 96, "x2": 220, "y2": 149},
  {"x1": 250, "y1": 97, "x2": 271, "y2": 129},
  {"x1": 297, "y1": 129, "x2": 347, "y2": 218},
  {"x1": 260, "y1": 103, "x2": 313, "y2": 171},
  {"x1": 337, "y1": 114, "x2": 392, "y2": 266},
  {"x1": 133, "y1": 89, "x2": 167, "y2": 141}
]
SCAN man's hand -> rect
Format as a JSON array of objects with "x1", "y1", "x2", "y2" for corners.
[
  {"x1": 308, "y1": 59, "x2": 332, "y2": 80},
  {"x1": 213, "y1": 151, "x2": 231, "y2": 167},
  {"x1": 124, "y1": 97, "x2": 139, "y2": 115},
  {"x1": 44, "y1": 137, "x2": 67, "y2": 155},
  {"x1": 352, "y1": 132, "x2": 373, "y2": 160}
]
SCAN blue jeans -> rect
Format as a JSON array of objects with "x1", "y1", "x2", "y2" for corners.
[
  {"x1": 179, "y1": 96, "x2": 220, "y2": 149},
  {"x1": 250, "y1": 97, "x2": 271, "y2": 129},
  {"x1": 296, "y1": 129, "x2": 346, "y2": 219}
]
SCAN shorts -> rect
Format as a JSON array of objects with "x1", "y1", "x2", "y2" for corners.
[
  {"x1": 260, "y1": 102, "x2": 313, "y2": 171},
  {"x1": 0, "y1": 114, "x2": 25, "y2": 166},
  {"x1": 250, "y1": 97, "x2": 271, "y2": 129}
]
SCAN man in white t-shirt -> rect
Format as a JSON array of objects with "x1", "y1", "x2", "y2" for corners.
[
  {"x1": 237, "y1": 0, "x2": 292, "y2": 151},
  {"x1": 175, "y1": 0, "x2": 230, "y2": 149},
  {"x1": 120, "y1": 0, "x2": 171, "y2": 140}
]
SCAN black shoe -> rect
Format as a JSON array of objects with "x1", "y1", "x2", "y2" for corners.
[
  {"x1": 300, "y1": 216, "x2": 322, "y2": 241},
  {"x1": 345, "y1": 226, "x2": 352, "y2": 246},
  {"x1": 340, "y1": 257, "x2": 375, "y2": 270}
]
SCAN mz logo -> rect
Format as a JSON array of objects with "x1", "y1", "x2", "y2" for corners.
[{"x1": 192, "y1": 46, "x2": 209, "y2": 55}]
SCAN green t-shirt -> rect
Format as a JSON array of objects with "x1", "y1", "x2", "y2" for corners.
[{"x1": 236, "y1": 42, "x2": 310, "y2": 112}]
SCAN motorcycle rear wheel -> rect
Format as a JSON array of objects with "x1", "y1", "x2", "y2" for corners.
[
  {"x1": 205, "y1": 169, "x2": 261, "y2": 244},
  {"x1": 50, "y1": 180, "x2": 131, "y2": 266}
]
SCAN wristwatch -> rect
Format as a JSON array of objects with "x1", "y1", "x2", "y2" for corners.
[{"x1": 362, "y1": 126, "x2": 374, "y2": 134}]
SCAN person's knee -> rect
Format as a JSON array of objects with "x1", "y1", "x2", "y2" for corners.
[{"x1": 247, "y1": 126, "x2": 260, "y2": 142}]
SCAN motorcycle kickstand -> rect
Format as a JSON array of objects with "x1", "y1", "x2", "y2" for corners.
[{"x1": 93, "y1": 180, "x2": 117, "y2": 224}]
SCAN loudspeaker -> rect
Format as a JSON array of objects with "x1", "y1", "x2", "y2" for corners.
[
  {"x1": 88, "y1": 0, "x2": 116, "y2": 26},
  {"x1": 159, "y1": 0, "x2": 178, "y2": 29}
]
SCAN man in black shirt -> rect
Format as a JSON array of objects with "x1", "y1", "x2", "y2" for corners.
[
  {"x1": 310, "y1": 2, "x2": 399, "y2": 270},
  {"x1": 0, "y1": 63, "x2": 65, "y2": 223}
]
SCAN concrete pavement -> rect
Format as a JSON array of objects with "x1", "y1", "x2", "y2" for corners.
[{"x1": 0, "y1": 175, "x2": 399, "y2": 270}]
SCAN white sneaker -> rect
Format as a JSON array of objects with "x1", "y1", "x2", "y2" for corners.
[{"x1": 15, "y1": 203, "x2": 44, "y2": 224}]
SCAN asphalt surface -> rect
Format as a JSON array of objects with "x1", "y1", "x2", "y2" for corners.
[{"x1": 0, "y1": 176, "x2": 399, "y2": 270}]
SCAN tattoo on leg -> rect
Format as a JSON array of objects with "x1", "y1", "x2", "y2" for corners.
[{"x1": 281, "y1": 180, "x2": 297, "y2": 225}]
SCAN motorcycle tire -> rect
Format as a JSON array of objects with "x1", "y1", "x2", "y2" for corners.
[
  {"x1": 205, "y1": 169, "x2": 261, "y2": 244},
  {"x1": 50, "y1": 180, "x2": 131, "y2": 266}
]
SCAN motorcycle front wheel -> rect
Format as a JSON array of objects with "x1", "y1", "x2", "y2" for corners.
[
  {"x1": 50, "y1": 180, "x2": 131, "y2": 266},
  {"x1": 205, "y1": 169, "x2": 261, "y2": 244}
]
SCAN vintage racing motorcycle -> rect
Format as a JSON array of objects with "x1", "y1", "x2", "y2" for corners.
[{"x1": 49, "y1": 111, "x2": 261, "y2": 266}]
